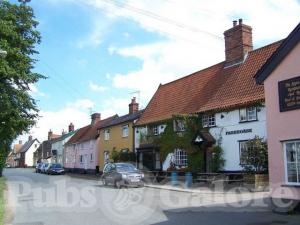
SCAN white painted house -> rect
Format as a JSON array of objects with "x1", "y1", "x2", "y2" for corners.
[
  {"x1": 18, "y1": 136, "x2": 40, "y2": 167},
  {"x1": 134, "y1": 20, "x2": 280, "y2": 172}
]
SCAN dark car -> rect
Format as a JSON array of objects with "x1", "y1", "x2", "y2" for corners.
[
  {"x1": 102, "y1": 163, "x2": 144, "y2": 188},
  {"x1": 35, "y1": 163, "x2": 43, "y2": 173},
  {"x1": 46, "y1": 163, "x2": 65, "y2": 175}
]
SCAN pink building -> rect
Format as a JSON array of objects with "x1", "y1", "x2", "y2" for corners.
[
  {"x1": 256, "y1": 22, "x2": 300, "y2": 209},
  {"x1": 64, "y1": 113, "x2": 116, "y2": 174}
]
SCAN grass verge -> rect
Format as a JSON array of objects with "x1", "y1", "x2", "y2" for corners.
[{"x1": 0, "y1": 177, "x2": 6, "y2": 225}]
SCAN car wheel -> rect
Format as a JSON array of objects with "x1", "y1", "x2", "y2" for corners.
[{"x1": 115, "y1": 180, "x2": 122, "y2": 189}]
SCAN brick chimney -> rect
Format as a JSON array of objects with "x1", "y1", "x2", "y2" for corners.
[
  {"x1": 91, "y1": 113, "x2": 101, "y2": 125},
  {"x1": 68, "y1": 122, "x2": 74, "y2": 132},
  {"x1": 48, "y1": 129, "x2": 53, "y2": 140},
  {"x1": 129, "y1": 97, "x2": 139, "y2": 114},
  {"x1": 224, "y1": 18, "x2": 253, "y2": 67},
  {"x1": 19, "y1": 140, "x2": 22, "y2": 145},
  {"x1": 28, "y1": 135, "x2": 33, "y2": 141}
]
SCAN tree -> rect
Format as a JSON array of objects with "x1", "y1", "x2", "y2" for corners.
[
  {"x1": 0, "y1": 1, "x2": 44, "y2": 176},
  {"x1": 240, "y1": 136, "x2": 268, "y2": 173}
]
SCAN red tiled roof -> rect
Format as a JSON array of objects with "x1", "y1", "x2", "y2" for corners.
[
  {"x1": 66, "y1": 115, "x2": 118, "y2": 145},
  {"x1": 13, "y1": 144, "x2": 23, "y2": 153},
  {"x1": 136, "y1": 40, "x2": 282, "y2": 126}
]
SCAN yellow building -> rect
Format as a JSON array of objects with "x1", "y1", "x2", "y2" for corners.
[{"x1": 98, "y1": 98, "x2": 143, "y2": 170}]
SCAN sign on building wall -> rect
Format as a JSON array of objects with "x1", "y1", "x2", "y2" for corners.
[{"x1": 278, "y1": 76, "x2": 300, "y2": 112}]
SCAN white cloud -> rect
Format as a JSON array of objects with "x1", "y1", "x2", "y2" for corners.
[
  {"x1": 15, "y1": 104, "x2": 91, "y2": 144},
  {"x1": 89, "y1": 81, "x2": 108, "y2": 92},
  {"x1": 77, "y1": 0, "x2": 300, "y2": 105},
  {"x1": 29, "y1": 84, "x2": 48, "y2": 98},
  {"x1": 67, "y1": 98, "x2": 95, "y2": 110}
]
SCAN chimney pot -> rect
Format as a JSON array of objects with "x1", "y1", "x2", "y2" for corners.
[
  {"x1": 48, "y1": 129, "x2": 53, "y2": 140},
  {"x1": 224, "y1": 19, "x2": 253, "y2": 67},
  {"x1": 91, "y1": 113, "x2": 101, "y2": 125},
  {"x1": 233, "y1": 20, "x2": 237, "y2": 27},
  {"x1": 19, "y1": 140, "x2": 22, "y2": 145},
  {"x1": 129, "y1": 97, "x2": 139, "y2": 114},
  {"x1": 68, "y1": 122, "x2": 75, "y2": 132}
]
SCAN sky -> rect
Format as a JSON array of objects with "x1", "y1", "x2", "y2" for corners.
[{"x1": 12, "y1": 0, "x2": 300, "y2": 143}]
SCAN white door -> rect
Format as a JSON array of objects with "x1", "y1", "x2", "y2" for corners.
[{"x1": 84, "y1": 154, "x2": 88, "y2": 170}]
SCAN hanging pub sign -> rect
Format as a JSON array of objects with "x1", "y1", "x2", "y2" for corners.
[{"x1": 278, "y1": 76, "x2": 300, "y2": 112}]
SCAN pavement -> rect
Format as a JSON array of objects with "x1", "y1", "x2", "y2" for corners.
[{"x1": 4, "y1": 168, "x2": 300, "y2": 225}]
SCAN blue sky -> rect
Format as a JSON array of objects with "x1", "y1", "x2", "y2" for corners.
[{"x1": 12, "y1": 0, "x2": 300, "y2": 142}]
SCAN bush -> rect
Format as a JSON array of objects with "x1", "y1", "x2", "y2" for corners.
[
  {"x1": 210, "y1": 145, "x2": 225, "y2": 172},
  {"x1": 240, "y1": 136, "x2": 268, "y2": 173}
]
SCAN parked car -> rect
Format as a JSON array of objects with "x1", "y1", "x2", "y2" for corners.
[
  {"x1": 102, "y1": 163, "x2": 144, "y2": 188},
  {"x1": 35, "y1": 163, "x2": 43, "y2": 173},
  {"x1": 40, "y1": 163, "x2": 49, "y2": 174},
  {"x1": 45, "y1": 163, "x2": 65, "y2": 175}
]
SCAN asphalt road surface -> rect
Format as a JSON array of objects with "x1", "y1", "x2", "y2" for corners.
[{"x1": 4, "y1": 168, "x2": 300, "y2": 225}]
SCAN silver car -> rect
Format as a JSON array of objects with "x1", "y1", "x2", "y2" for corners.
[{"x1": 102, "y1": 163, "x2": 144, "y2": 188}]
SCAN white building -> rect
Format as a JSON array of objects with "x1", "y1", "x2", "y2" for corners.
[{"x1": 18, "y1": 136, "x2": 40, "y2": 167}]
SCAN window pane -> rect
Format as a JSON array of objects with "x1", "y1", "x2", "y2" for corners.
[
  {"x1": 202, "y1": 115, "x2": 208, "y2": 127},
  {"x1": 240, "y1": 142, "x2": 248, "y2": 164},
  {"x1": 240, "y1": 109, "x2": 247, "y2": 121},
  {"x1": 247, "y1": 107, "x2": 257, "y2": 121},
  {"x1": 287, "y1": 162, "x2": 298, "y2": 183},
  {"x1": 286, "y1": 143, "x2": 296, "y2": 162}
]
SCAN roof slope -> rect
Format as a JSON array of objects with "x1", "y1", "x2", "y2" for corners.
[
  {"x1": 13, "y1": 143, "x2": 23, "y2": 154},
  {"x1": 19, "y1": 139, "x2": 39, "y2": 153},
  {"x1": 136, "y1": 40, "x2": 282, "y2": 126},
  {"x1": 66, "y1": 115, "x2": 118, "y2": 145},
  {"x1": 100, "y1": 110, "x2": 144, "y2": 129},
  {"x1": 255, "y1": 22, "x2": 300, "y2": 84},
  {"x1": 51, "y1": 130, "x2": 77, "y2": 143}
]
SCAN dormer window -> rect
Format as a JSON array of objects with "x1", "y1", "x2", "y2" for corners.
[{"x1": 202, "y1": 114, "x2": 216, "y2": 128}]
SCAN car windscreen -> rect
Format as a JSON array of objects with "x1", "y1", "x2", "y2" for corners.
[
  {"x1": 116, "y1": 164, "x2": 137, "y2": 172},
  {"x1": 51, "y1": 164, "x2": 62, "y2": 168}
]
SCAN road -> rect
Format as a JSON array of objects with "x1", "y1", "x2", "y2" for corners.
[{"x1": 4, "y1": 168, "x2": 300, "y2": 225}]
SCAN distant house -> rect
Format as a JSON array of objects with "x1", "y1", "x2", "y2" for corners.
[
  {"x1": 6, "y1": 151, "x2": 15, "y2": 167},
  {"x1": 16, "y1": 136, "x2": 40, "y2": 167},
  {"x1": 51, "y1": 123, "x2": 77, "y2": 166},
  {"x1": 64, "y1": 113, "x2": 117, "y2": 174},
  {"x1": 11, "y1": 141, "x2": 23, "y2": 167},
  {"x1": 135, "y1": 19, "x2": 281, "y2": 172},
  {"x1": 35, "y1": 130, "x2": 61, "y2": 163},
  {"x1": 98, "y1": 97, "x2": 143, "y2": 170},
  {"x1": 255, "y1": 21, "x2": 300, "y2": 204}
]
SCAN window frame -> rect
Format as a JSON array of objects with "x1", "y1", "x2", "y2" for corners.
[
  {"x1": 283, "y1": 140, "x2": 300, "y2": 185},
  {"x1": 202, "y1": 114, "x2": 216, "y2": 128},
  {"x1": 239, "y1": 107, "x2": 258, "y2": 123},
  {"x1": 122, "y1": 124, "x2": 129, "y2": 138},
  {"x1": 152, "y1": 126, "x2": 158, "y2": 136},
  {"x1": 174, "y1": 149, "x2": 188, "y2": 167},
  {"x1": 104, "y1": 129, "x2": 110, "y2": 141}
]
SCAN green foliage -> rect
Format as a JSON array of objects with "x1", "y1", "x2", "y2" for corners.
[
  {"x1": 0, "y1": 1, "x2": 43, "y2": 172},
  {"x1": 240, "y1": 136, "x2": 268, "y2": 173},
  {"x1": 210, "y1": 145, "x2": 225, "y2": 172},
  {"x1": 187, "y1": 151, "x2": 204, "y2": 173},
  {"x1": 154, "y1": 115, "x2": 204, "y2": 171},
  {"x1": 0, "y1": 177, "x2": 6, "y2": 224},
  {"x1": 110, "y1": 149, "x2": 136, "y2": 163}
]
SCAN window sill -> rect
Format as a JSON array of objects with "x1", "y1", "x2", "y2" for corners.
[
  {"x1": 281, "y1": 184, "x2": 300, "y2": 188},
  {"x1": 239, "y1": 119, "x2": 258, "y2": 124}
]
